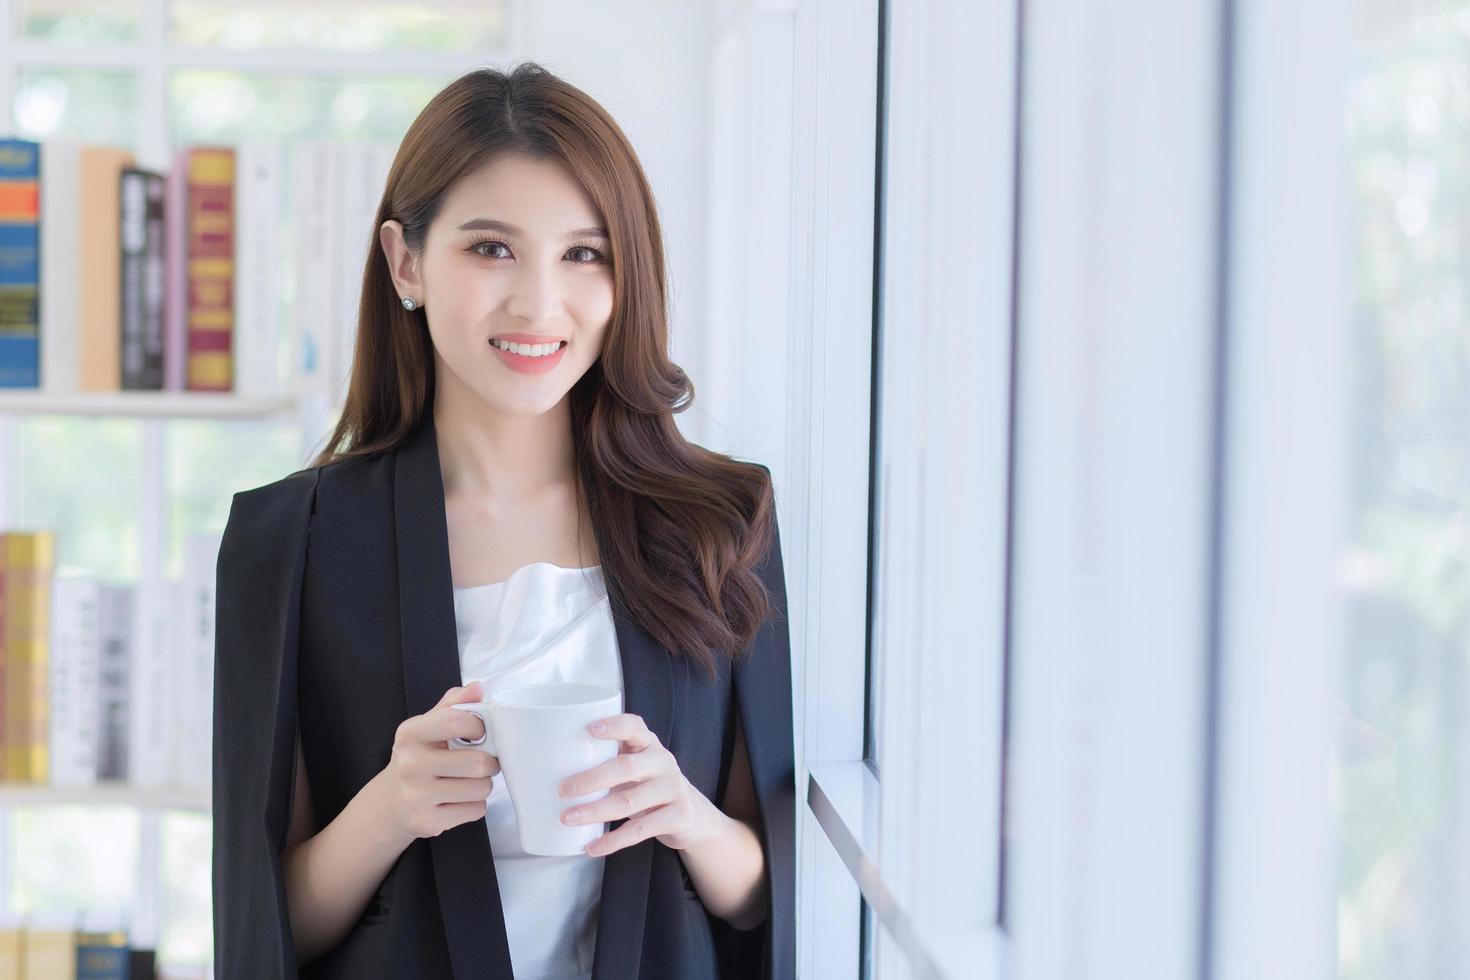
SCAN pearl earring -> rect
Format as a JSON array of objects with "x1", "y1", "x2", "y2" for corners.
[{"x1": 401, "y1": 296, "x2": 418, "y2": 311}]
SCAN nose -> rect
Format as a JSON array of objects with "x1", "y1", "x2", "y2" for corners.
[{"x1": 502, "y1": 259, "x2": 566, "y2": 323}]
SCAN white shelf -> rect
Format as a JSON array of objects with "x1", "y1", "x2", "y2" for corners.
[
  {"x1": 0, "y1": 782, "x2": 210, "y2": 812},
  {"x1": 0, "y1": 390, "x2": 297, "y2": 420}
]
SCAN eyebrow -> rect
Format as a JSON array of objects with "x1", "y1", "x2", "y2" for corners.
[{"x1": 455, "y1": 217, "x2": 609, "y2": 240}]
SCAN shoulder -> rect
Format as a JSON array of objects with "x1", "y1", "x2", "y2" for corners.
[
  {"x1": 221, "y1": 467, "x2": 321, "y2": 561},
  {"x1": 226, "y1": 450, "x2": 389, "y2": 530}
]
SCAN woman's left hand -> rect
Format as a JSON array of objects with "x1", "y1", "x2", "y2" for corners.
[{"x1": 558, "y1": 712, "x2": 725, "y2": 857}]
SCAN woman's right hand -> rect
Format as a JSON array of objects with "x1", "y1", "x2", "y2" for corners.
[{"x1": 381, "y1": 681, "x2": 502, "y2": 841}]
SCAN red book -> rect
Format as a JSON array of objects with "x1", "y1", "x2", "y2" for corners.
[{"x1": 185, "y1": 146, "x2": 234, "y2": 392}]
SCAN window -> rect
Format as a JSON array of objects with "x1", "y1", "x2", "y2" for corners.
[{"x1": 1336, "y1": 1, "x2": 1470, "y2": 974}]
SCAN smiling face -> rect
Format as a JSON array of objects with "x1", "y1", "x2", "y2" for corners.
[{"x1": 380, "y1": 152, "x2": 616, "y2": 418}]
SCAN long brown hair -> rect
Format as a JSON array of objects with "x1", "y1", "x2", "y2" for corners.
[{"x1": 308, "y1": 62, "x2": 778, "y2": 677}]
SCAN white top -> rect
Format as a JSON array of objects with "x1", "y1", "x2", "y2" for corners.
[{"x1": 453, "y1": 561, "x2": 623, "y2": 980}]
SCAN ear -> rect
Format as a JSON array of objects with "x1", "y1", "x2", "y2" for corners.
[{"x1": 379, "y1": 219, "x2": 423, "y2": 301}]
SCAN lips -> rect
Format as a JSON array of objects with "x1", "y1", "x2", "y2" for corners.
[{"x1": 490, "y1": 337, "x2": 568, "y2": 375}]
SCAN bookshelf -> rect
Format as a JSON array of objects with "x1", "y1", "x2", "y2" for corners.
[
  {"x1": 0, "y1": 391, "x2": 297, "y2": 420},
  {"x1": 0, "y1": 5, "x2": 527, "y2": 975},
  {"x1": 0, "y1": 783, "x2": 208, "y2": 813}
]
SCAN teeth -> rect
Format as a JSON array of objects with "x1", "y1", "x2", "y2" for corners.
[{"x1": 492, "y1": 339, "x2": 563, "y2": 358}]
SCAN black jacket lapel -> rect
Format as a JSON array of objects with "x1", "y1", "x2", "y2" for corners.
[
  {"x1": 591, "y1": 586, "x2": 675, "y2": 980},
  {"x1": 394, "y1": 413, "x2": 514, "y2": 978},
  {"x1": 393, "y1": 410, "x2": 673, "y2": 980}
]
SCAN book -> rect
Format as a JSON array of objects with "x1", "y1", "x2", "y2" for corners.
[
  {"x1": 128, "y1": 576, "x2": 178, "y2": 788},
  {"x1": 78, "y1": 146, "x2": 137, "y2": 391},
  {"x1": 120, "y1": 168, "x2": 166, "y2": 390},
  {"x1": 47, "y1": 573, "x2": 101, "y2": 787},
  {"x1": 2, "y1": 531, "x2": 56, "y2": 783},
  {"x1": 176, "y1": 530, "x2": 223, "y2": 789},
  {"x1": 95, "y1": 583, "x2": 133, "y2": 782},
  {"x1": 0, "y1": 139, "x2": 40, "y2": 388},
  {"x1": 163, "y1": 146, "x2": 188, "y2": 392},
  {"x1": 39, "y1": 141, "x2": 82, "y2": 394},
  {"x1": 184, "y1": 146, "x2": 235, "y2": 392},
  {"x1": 235, "y1": 141, "x2": 286, "y2": 399}
]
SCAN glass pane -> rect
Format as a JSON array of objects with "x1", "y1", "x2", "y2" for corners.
[
  {"x1": 159, "y1": 811, "x2": 212, "y2": 969},
  {"x1": 169, "y1": 0, "x2": 509, "y2": 52},
  {"x1": 1336, "y1": 1, "x2": 1470, "y2": 976},
  {"x1": 18, "y1": 417, "x2": 142, "y2": 582},
  {"x1": 166, "y1": 418, "x2": 303, "y2": 580},
  {"x1": 17, "y1": 0, "x2": 141, "y2": 43},
  {"x1": 4, "y1": 806, "x2": 139, "y2": 915},
  {"x1": 169, "y1": 70, "x2": 447, "y2": 145},
  {"x1": 11, "y1": 68, "x2": 140, "y2": 149}
]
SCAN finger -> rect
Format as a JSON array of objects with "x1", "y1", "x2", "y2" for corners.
[
  {"x1": 588, "y1": 713, "x2": 657, "y2": 751},
  {"x1": 558, "y1": 749, "x2": 663, "y2": 799},
  {"x1": 436, "y1": 680, "x2": 483, "y2": 708},
  {"x1": 431, "y1": 705, "x2": 488, "y2": 746},
  {"x1": 433, "y1": 800, "x2": 489, "y2": 833},
  {"x1": 436, "y1": 774, "x2": 496, "y2": 804},
  {"x1": 402, "y1": 684, "x2": 485, "y2": 742},
  {"x1": 562, "y1": 775, "x2": 679, "y2": 826},
  {"x1": 431, "y1": 746, "x2": 501, "y2": 779},
  {"x1": 586, "y1": 805, "x2": 678, "y2": 857}
]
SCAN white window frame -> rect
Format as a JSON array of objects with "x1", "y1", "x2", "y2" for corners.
[{"x1": 786, "y1": 0, "x2": 1015, "y2": 977}]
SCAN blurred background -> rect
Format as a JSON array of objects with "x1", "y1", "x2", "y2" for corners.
[{"x1": 0, "y1": 0, "x2": 1463, "y2": 978}]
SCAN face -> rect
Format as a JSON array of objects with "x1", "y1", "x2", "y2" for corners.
[{"x1": 380, "y1": 152, "x2": 615, "y2": 418}]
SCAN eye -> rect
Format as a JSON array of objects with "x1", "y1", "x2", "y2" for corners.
[
  {"x1": 569, "y1": 245, "x2": 607, "y2": 265},
  {"x1": 469, "y1": 238, "x2": 512, "y2": 259}
]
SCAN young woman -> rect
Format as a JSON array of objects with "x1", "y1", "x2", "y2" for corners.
[{"x1": 211, "y1": 63, "x2": 794, "y2": 980}]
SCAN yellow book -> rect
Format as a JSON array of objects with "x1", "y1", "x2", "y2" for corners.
[
  {"x1": 0, "y1": 926, "x2": 21, "y2": 980},
  {"x1": 20, "y1": 926, "x2": 75, "y2": 980},
  {"x1": 4, "y1": 532, "x2": 55, "y2": 783}
]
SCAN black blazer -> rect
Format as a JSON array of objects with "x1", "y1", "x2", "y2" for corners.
[{"x1": 211, "y1": 411, "x2": 796, "y2": 979}]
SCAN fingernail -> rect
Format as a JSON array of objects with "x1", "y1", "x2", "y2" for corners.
[{"x1": 589, "y1": 721, "x2": 606, "y2": 734}]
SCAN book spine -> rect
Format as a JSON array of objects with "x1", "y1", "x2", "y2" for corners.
[
  {"x1": 0, "y1": 923, "x2": 20, "y2": 980},
  {"x1": 47, "y1": 575, "x2": 100, "y2": 787},
  {"x1": 0, "y1": 139, "x2": 41, "y2": 389},
  {"x1": 291, "y1": 141, "x2": 334, "y2": 397},
  {"x1": 78, "y1": 146, "x2": 135, "y2": 392},
  {"x1": 19, "y1": 928, "x2": 77, "y2": 980},
  {"x1": 178, "y1": 530, "x2": 223, "y2": 789},
  {"x1": 120, "y1": 169, "x2": 165, "y2": 390},
  {"x1": 40, "y1": 141, "x2": 81, "y2": 395},
  {"x1": 163, "y1": 146, "x2": 188, "y2": 391},
  {"x1": 5, "y1": 531, "x2": 56, "y2": 783},
  {"x1": 74, "y1": 933, "x2": 129, "y2": 980},
  {"x1": 95, "y1": 583, "x2": 132, "y2": 782},
  {"x1": 143, "y1": 171, "x2": 166, "y2": 389},
  {"x1": 120, "y1": 169, "x2": 147, "y2": 390},
  {"x1": 185, "y1": 146, "x2": 235, "y2": 392},
  {"x1": 128, "y1": 578, "x2": 174, "y2": 787}
]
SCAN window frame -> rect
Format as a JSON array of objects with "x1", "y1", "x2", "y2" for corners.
[{"x1": 790, "y1": 0, "x2": 1017, "y2": 976}]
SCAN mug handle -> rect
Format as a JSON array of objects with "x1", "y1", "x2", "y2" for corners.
[{"x1": 448, "y1": 702, "x2": 496, "y2": 755}]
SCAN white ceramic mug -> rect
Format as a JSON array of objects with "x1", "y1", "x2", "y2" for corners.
[{"x1": 448, "y1": 681, "x2": 622, "y2": 856}]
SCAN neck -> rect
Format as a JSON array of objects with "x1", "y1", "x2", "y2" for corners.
[{"x1": 431, "y1": 361, "x2": 577, "y2": 501}]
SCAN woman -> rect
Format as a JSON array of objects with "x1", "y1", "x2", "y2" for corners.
[{"x1": 211, "y1": 63, "x2": 795, "y2": 980}]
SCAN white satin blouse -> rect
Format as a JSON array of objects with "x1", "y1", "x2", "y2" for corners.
[{"x1": 453, "y1": 561, "x2": 624, "y2": 980}]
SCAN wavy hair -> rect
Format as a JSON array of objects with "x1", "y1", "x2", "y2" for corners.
[{"x1": 308, "y1": 62, "x2": 778, "y2": 677}]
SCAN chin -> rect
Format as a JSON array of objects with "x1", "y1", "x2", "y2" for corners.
[{"x1": 475, "y1": 388, "x2": 569, "y2": 418}]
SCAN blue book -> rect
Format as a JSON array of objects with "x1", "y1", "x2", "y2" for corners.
[
  {"x1": 0, "y1": 138, "x2": 41, "y2": 388},
  {"x1": 75, "y1": 928, "x2": 131, "y2": 979}
]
